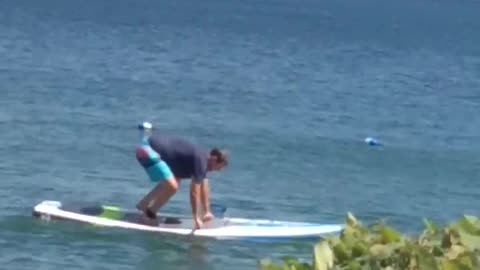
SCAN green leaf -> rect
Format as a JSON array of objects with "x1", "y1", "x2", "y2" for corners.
[
  {"x1": 432, "y1": 246, "x2": 445, "y2": 256},
  {"x1": 286, "y1": 261, "x2": 311, "y2": 270},
  {"x1": 332, "y1": 242, "x2": 350, "y2": 264},
  {"x1": 453, "y1": 215, "x2": 480, "y2": 236},
  {"x1": 446, "y1": 245, "x2": 467, "y2": 260},
  {"x1": 467, "y1": 251, "x2": 480, "y2": 268},
  {"x1": 258, "y1": 259, "x2": 284, "y2": 270},
  {"x1": 346, "y1": 212, "x2": 358, "y2": 227},
  {"x1": 340, "y1": 226, "x2": 359, "y2": 249},
  {"x1": 313, "y1": 241, "x2": 334, "y2": 270},
  {"x1": 369, "y1": 244, "x2": 390, "y2": 259},
  {"x1": 351, "y1": 242, "x2": 368, "y2": 258},
  {"x1": 441, "y1": 259, "x2": 460, "y2": 270},
  {"x1": 345, "y1": 260, "x2": 362, "y2": 270},
  {"x1": 379, "y1": 226, "x2": 402, "y2": 244},
  {"x1": 295, "y1": 262, "x2": 313, "y2": 270},
  {"x1": 424, "y1": 218, "x2": 440, "y2": 234},
  {"x1": 282, "y1": 256, "x2": 301, "y2": 266},
  {"x1": 457, "y1": 230, "x2": 480, "y2": 251},
  {"x1": 441, "y1": 258, "x2": 474, "y2": 270},
  {"x1": 415, "y1": 245, "x2": 439, "y2": 270}
]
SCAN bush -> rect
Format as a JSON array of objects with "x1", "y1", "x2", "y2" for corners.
[{"x1": 258, "y1": 213, "x2": 480, "y2": 270}]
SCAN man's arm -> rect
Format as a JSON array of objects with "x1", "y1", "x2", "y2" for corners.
[
  {"x1": 191, "y1": 153, "x2": 210, "y2": 225},
  {"x1": 190, "y1": 178, "x2": 211, "y2": 215},
  {"x1": 190, "y1": 180, "x2": 201, "y2": 221},
  {"x1": 200, "y1": 178, "x2": 211, "y2": 215}
]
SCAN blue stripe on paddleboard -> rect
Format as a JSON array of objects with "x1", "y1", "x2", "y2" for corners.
[
  {"x1": 230, "y1": 235, "x2": 326, "y2": 243},
  {"x1": 237, "y1": 223, "x2": 338, "y2": 227}
]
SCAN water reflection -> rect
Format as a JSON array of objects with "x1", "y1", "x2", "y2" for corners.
[{"x1": 136, "y1": 237, "x2": 213, "y2": 270}]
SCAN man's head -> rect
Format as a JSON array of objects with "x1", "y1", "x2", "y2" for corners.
[{"x1": 207, "y1": 148, "x2": 229, "y2": 171}]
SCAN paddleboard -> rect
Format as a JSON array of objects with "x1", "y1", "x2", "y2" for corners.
[{"x1": 32, "y1": 200, "x2": 344, "y2": 242}]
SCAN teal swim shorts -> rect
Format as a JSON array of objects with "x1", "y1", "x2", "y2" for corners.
[{"x1": 136, "y1": 144, "x2": 174, "y2": 182}]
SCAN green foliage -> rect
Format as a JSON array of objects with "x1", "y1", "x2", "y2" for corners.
[{"x1": 259, "y1": 213, "x2": 480, "y2": 270}]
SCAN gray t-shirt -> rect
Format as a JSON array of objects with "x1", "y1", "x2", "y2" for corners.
[{"x1": 148, "y1": 133, "x2": 209, "y2": 183}]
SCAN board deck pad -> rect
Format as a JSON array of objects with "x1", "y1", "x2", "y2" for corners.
[
  {"x1": 80, "y1": 205, "x2": 182, "y2": 225},
  {"x1": 32, "y1": 200, "x2": 344, "y2": 241}
]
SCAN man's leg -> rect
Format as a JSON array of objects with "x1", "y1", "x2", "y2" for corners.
[
  {"x1": 136, "y1": 186, "x2": 159, "y2": 212},
  {"x1": 137, "y1": 158, "x2": 178, "y2": 219},
  {"x1": 147, "y1": 177, "x2": 179, "y2": 213},
  {"x1": 136, "y1": 179, "x2": 178, "y2": 226},
  {"x1": 136, "y1": 176, "x2": 178, "y2": 216},
  {"x1": 136, "y1": 144, "x2": 164, "y2": 212}
]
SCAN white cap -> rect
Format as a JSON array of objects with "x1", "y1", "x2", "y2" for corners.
[{"x1": 139, "y1": 122, "x2": 153, "y2": 130}]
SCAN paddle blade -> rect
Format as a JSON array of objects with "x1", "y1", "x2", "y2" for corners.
[{"x1": 210, "y1": 203, "x2": 227, "y2": 218}]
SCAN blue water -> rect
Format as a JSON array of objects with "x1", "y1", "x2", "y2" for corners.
[{"x1": 1, "y1": 0, "x2": 479, "y2": 269}]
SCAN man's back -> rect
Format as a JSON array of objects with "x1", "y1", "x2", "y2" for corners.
[{"x1": 148, "y1": 132, "x2": 208, "y2": 180}]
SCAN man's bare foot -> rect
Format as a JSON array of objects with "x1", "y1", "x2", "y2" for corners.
[
  {"x1": 138, "y1": 207, "x2": 159, "y2": 226},
  {"x1": 141, "y1": 214, "x2": 159, "y2": 226}
]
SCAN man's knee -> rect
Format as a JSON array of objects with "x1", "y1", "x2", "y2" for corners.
[{"x1": 166, "y1": 177, "x2": 179, "y2": 192}]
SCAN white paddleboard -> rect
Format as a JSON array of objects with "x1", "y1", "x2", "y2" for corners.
[{"x1": 32, "y1": 200, "x2": 343, "y2": 242}]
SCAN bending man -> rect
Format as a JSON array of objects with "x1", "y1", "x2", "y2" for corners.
[{"x1": 135, "y1": 124, "x2": 229, "y2": 229}]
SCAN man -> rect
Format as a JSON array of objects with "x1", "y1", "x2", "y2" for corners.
[{"x1": 135, "y1": 123, "x2": 229, "y2": 230}]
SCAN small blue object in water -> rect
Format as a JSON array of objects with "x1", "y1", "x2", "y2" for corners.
[{"x1": 365, "y1": 137, "x2": 382, "y2": 146}]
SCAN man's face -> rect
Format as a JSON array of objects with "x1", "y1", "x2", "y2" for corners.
[
  {"x1": 208, "y1": 155, "x2": 228, "y2": 171},
  {"x1": 212, "y1": 159, "x2": 228, "y2": 171}
]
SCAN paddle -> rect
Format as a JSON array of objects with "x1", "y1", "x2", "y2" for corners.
[{"x1": 210, "y1": 203, "x2": 227, "y2": 218}]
